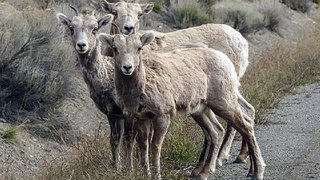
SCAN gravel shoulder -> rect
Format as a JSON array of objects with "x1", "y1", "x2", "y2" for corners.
[{"x1": 211, "y1": 82, "x2": 320, "y2": 180}]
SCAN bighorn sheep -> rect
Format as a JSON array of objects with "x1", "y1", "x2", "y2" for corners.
[
  {"x1": 99, "y1": 32, "x2": 265, "y2": 180},
  {"x1": 92, "y1": 0, "x2": 252, "y2": 165},
  {"x1": 56, "y1": 9, "x2": 136, "y2": 171},
  {"x1": 56, "y1": 2, "x2": 155, "y2": 171},
  {"x1": 142, "y1": 25, "x2": 253, "y2": 165},
  {"x1": 90, "y1": 0, "x2": 154, "y2": 35}
]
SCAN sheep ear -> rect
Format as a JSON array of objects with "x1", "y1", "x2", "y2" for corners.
[
  {"x1": 101, "y1": 0, "x2": 113, "y2": 13},
  {"x1": 98, "y1": 14, "x2": 114, "y2": 29},
  {"x1": 56, "y1": 13, "x2": 71, "y2": 27},
  {"x1": 141, "y1": 3, "x2": 154, "y2": 14},
  {"x1": 140, "y1": 32, "x2": 155, "y2": 47},
  {"x1": 99, "y1": 33, "x2": 115, "y2": 47}
]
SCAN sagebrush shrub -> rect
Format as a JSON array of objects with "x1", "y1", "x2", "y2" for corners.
[
  {"x1": 0, "y1": 3, "x2": 74, "y2": 122},
  {"x1": 280, "y1": 0, "x2": 313, "y2": 13},
  {"x1": 213, "y1": 0, "x2": 282, "y2": 36},
  {"x1": 172, "y1": 1, "x2": 212, "y2": 28},
  {"x1": 213, "y1": 1, "x2": 265, "y2": 35}
]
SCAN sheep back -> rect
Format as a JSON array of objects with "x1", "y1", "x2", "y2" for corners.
[
  {"x1": 141, "y1": 24, "x2": 248, "y2": 79},
  {"x1": 138, "y1": 46, "x2": 239, "y2": 117}
]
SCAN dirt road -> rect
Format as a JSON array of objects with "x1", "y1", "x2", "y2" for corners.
[{"x1": 211, "y1": 82, "x2": 320, "y2": 180}]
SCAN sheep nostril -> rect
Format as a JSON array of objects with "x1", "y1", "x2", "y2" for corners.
[
  {"x1": 77, "y1": 43, "x2": 87, "y2": 49},
  {"x1": 123, "y1": 65, "x2": 132, "y2": 71},
  {"x1": 124, "y1": 26, "x2": 134, "y2": 33}
]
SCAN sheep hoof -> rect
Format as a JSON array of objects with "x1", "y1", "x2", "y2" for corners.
[
  {"x1": 247, "y1": 172, "x2": 254, "y2": 177},
  {"x1": 234, "y1": 156, "x2": 247, "y2": 164},
  {"x1": 195, "y1": 172, "x2": 209, "y2": 180},
  {"x1": 251, "y1": 176, "x2": 263, "y2": 180}
]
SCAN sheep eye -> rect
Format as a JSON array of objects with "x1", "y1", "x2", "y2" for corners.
[
  {"x1": 92, "y1": 28, "x2": 98, "y2": 34},
  {"x1": 69, "y1": 26, "x2": 74, "y2": 35},
  {"x1": 137, "y1": 47, "x2": 142, "y2": 53},
  {"x1": 137, "y1": 12, "x2": 143, "y2": 19},
  {"x1": 112, "y1": 11, "x2": 118, "y2": 18},
  {"x1": 112, "y1": 46, "x2": 119, "y2": 53}
]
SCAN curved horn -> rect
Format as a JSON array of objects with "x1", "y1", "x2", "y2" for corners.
[
  {"x1": 70, "y1": 5, "x2": 79, "y2": 16},
  {"x1": 111, "y1": 23, "x2": 121, "y2": 34}
]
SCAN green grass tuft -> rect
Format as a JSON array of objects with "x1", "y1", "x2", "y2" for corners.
[{"x1": 2, "y1": 128, "x2": 18, "y2": 143}]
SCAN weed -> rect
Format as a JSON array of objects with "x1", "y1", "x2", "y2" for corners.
[
  {"x1": 1, "y1": 122, "x2": 27, "y2": 143},
  {"x1": 2, "y1": 128, "x2": 18, "y2": 143}
]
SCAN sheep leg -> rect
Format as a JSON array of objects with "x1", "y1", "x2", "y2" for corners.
[
  {"x1": 210, "y1": 104, "x2": 265, "y2": 180},
  {"x1": 205, "y1": 108, "x2": 225, "y2": 145},
  {"x1": 216, "y1": 125, "x2": 250, "y2": 165},
  {"x1": 107, "y1": 115, "x2": 124, "y2": 171},
  {"x1": 234, "y1": 138, "x2": 249, "y2": 163},
  {"x1": 216, "y1": 124, "x2": 237, "y2": 166},
  {"x1": 190, "y1": 110, "x2": 220, "y2": 180},
  {"x1": 235, "y1": 93, "x2": 255, "y2": 163},
  {"x1": 123, "y1": 117, "x2": 137, "y2": 171},
  {"x1": 247, "y1": 151, "x2": 255, "y2": 177},
  {"x1": 190, "y1": 114, "x2": 210, "y2": 177},
  {"x1": 151, "y1": 114, "x2": 170, "y2": 179},
  {"x1": 136, "y1": 119, "x2": 152, "y2": 177}
]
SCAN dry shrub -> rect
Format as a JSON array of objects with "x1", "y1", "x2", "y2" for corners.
[
  {"x1": 1, "y1": 0, "x2": 88, "y2": 9},
  {"x1": 171, "y1": 0, "x2": 212, "y2": 28},
  {"x1": 213, "y1": 0, "x2": 283, "y2": 36},
  {"x1": 0, "y1": 3, "x2": 74, "y2": 122},
  {"x1": 280, "y1": 0, "x2": 314, "y2": 13}
]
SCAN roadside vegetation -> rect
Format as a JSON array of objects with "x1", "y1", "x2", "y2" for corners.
[{"x1": 0, "y1": 0, "x2": 319, "y2": 179}]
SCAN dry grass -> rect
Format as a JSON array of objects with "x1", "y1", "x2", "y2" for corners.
[
  {"x1": 241, "y1": 26, "x2": 320, "y2": 122},
  {"x1": 35, "y1": 117, "x2": 202, "y2": 180}
]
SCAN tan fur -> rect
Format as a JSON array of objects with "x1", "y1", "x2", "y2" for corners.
[
  {"x1": 100, "y1": 33, "x2": 265, "y2": 180},
  {"x1": 141, "y1": 23, "x2": 249, "y2": 79},
  {"x1": 140, "y1": 24, "x2": 252, "y2": 165}
]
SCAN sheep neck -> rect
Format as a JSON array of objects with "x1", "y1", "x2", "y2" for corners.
[
  {"x1": 115, "y1": 55, "x2": 146, "y2": 113},
  {"x1": 76, "y1": 39, "x2": 111, "y2": 94},
  {"x1": 77, "y1": 39, "x2": 102, "y2": 71}
]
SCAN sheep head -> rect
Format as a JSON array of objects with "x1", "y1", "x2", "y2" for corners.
[
  {"x1": 91, "y1": 0, "x2": 154, "y2": 35},
  {"x1": 99, "y1": 32, "x2": 155, "y2": 75},
  {"x1": 57, "y1": 8, "x2": 113, "y2": 54}
]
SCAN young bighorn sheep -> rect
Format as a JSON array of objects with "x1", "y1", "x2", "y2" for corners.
[
  {"x1": 56, "y1": 9, "x2": 136, "y2": 171},
  {"x1": 92, "y1": 0, "x2": 252, "y2": 165},
  {"x1": 90, "y1": 0, "x2": 154, "y2": 35},
  {"x1": 99, "y1": 32, "x2": 265, "y2": 180},
  {"x1": 142, "y1": 25, "x2": 254, "y2": 165}
]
